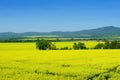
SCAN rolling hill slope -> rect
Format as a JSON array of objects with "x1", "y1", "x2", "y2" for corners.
[{"x1": 0, "y1": 26, "x2": 120, "y2": 39}]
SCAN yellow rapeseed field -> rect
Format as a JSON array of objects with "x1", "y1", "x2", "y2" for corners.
[
  {"x1": 0, "y1": 42, "x2": 120, "y2": 80},
  {"x1": 55, "y1": 41, "x2": 102, "y2": 48}
]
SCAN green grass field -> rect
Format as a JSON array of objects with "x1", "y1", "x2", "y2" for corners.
[{"x1": 0, "y1": 43, "x2": 120, "y2": 80}]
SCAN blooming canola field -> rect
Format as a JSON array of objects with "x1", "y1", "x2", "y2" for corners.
[{"x1": 0, "y1": 42, "x2": 120, "y2": 80}]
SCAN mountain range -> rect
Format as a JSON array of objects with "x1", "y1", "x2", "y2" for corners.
[{"x1": 0, "y1": 26, "x2": 120, "y2": 39}]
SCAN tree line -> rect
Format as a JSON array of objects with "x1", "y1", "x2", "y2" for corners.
[
  {"x1": 36, "y1": 40, "x2": 120, "y2": 50},
  {"x1": 94, "y1": 41, "x2": 120, "y2": 49}
]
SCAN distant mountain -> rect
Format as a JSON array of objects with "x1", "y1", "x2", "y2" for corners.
[
  {"x1": 0, "y1": 26, "x2": 120, "y2": 39},
  {"x1": 72, "y1": 26, "x2": 120, "y2": 37}
]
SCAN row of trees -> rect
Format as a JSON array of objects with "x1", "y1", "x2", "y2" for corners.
[
  {"x1": 36, "y1": 40, "x2": 120, "y2": 50},
  {"x1": 94, "y1": 41, "x2": 120, "y2": 49}
]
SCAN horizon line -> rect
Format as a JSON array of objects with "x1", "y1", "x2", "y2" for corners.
[{"x1": 0, "y1": 26, "x2": 119, "y2": 33}]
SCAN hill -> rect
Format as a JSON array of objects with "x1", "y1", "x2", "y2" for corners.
[{"x1": 0, "y1": 26, "x2": 120, "y2": 39}]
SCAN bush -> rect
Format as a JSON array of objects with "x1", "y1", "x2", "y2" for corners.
[
  {"x1": 73, "y1": 43, "x2": 78, "y2": 50},
  {"x1": 36, "y1": 39, "x2": 56, "y2": 50},
  {"x1": 73, "y1": 42, "x2": 86, "y2": 50},
  {"x1": 103, "y1": 41, "x2": 111, "y2": 49},
  {"x1": 60, "y1": 47, "x2": 72, "y2": 50},
  {"x1": 94, "y1": 43, "x2": 104, "y2": 49},
  {"x1": 116, "y1": 42, "x2": 120, "y2": 49}
]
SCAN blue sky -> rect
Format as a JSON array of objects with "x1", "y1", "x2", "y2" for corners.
[{"x1": 0, "y1": 0, "x2": 120, "y2": 32}]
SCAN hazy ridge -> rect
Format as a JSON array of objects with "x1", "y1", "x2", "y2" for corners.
[{"x1": 0, "y1": 26, "x2": 120, "y2": 39}]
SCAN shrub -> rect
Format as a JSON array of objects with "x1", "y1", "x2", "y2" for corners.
[
  {"x1": 103, "y1": 41, "x2": 110, "y2": 49},
  {"x1": 60, "y1": 47, "x2": 71, "y2": 50},
  {"x1": 73, "y1": 42, "x2": 86, "y2": 50},
  {"x1": 36, "y1": 39, "x2": 56, "y2": 50},
  {"x1": 94, "y1": 43, "x2": 104, "y2": 49}
]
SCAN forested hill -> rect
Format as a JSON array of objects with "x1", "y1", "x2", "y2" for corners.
[{"x1": 0, "y1": 26, "x2": 120, "y2": 39}]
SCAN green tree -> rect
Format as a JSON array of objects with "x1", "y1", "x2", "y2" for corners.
[
  {"x1": 116, "y1": 42, "x2": 120, "y2": 49},
  {"x1": 103, "y1": 41, "x2": 110, "y2": 49},
  {"x1": 94, "y1": 43, "x2": 104, "y2": 49},
  {"x1": 78, "y1": 42, "x2": 86, "y2": 49},
  {"x1": 36, "y1": 39, "x2": 56, "y2": 50},
  {"x1": 103, "y1": 40, "x2": 120, "y2": 49},
  {"x1": 73, "y1": 43, "x2": 78, "y2": 50},
  {"x1": 110, "y1": 41, "x2": 118, "y2": 49},
  {"x1": 56, "y1": 38, "x2": 60, "y2": 42},
  {"x1": 73, "y1": 42, "x2": 86, "y2": 50},
  {"x1": 110, "y1": 41, "x2": 120, "y2": 49}
]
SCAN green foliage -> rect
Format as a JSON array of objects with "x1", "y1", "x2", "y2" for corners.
[
  {"x1": 56, "y1": 38, "x2": 60, "y2": 42},
  {"x1": 94, "y1": 40, "x2": 120, "y2": 49},
  {"x1": 103, "y1": 41, "x2": 110, "y2": 49},
  {"x1": 94, "y1": 43, "x2": 104, "y2": 49},
  {"x1": 78, "y1": 42, "x2": 86, "y2": 49},
  {"x1": 116, "y1": 42, "x2": 120, "y2": 49},
  {"x1": 73, "y1": 42, "x2": 86, "y2": 50},
  {"x1": 73, "y1": 43, "x2": 78, "y2": 50},
  {"x1": 36, "y1": 39, "x2": 56, "y2": 50},
  {"x1": 104, "y1": 41, "x2": 120, "y2": 49},
  {"x1": 110, "y1": 41, "x2": 118, "y2": 49},
  {"x1": 36, "y1": 39, "x2": 120, "y2": 50},
  {"x1": 60, "y1": 47, "x2": 72, "y2": 50}
]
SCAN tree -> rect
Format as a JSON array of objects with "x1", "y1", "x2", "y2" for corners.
[
  {"x1": 56, "y1": 38, "x2": 60, "y2": 42},
  {"x1": 110, "y1": 41, "x2": 120, "y2": 49},
  {"x1": 36, "y1": 39, "x2": 56, "y2": 50},
  {"x1": 73, "y1": 43, "x2": 78, "y2": 50},
  {"x1": 78, "y1": 42, "x2": 86, "y2": 49},
  {"x1": 73, "y1": 42, "x2": 86, "y2": 50},
  {"x1": 103, "y1": 41, "x2": 110, "y2": 49},
  {"x1": 94, "y1": 43, "x2": 104, "y2": 49},
  {"x1": 103, "y1": 40, "x2": 120, "y2": 49},
  {"x1": 116, "y1": 42, "x2": 120, "y2": 49},
  {"x1": 110, "y1": 41, "x2": 118, "y2": 49}
]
